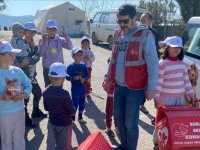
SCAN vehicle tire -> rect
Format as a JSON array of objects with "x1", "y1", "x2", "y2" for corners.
[
  {"x1": 92, "y1": 32, "x2": 98, "y2": 44},
  {"x1": 108, "y1": 36, "x2": 113, "y2": 50}
]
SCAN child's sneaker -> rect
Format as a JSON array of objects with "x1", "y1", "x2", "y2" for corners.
[
  {"x1": 78, "y1": 118, "x2": 87, "y2": 124},
  {"x1": 105, "y1": 129, "x2": 115, "y2": 137}
]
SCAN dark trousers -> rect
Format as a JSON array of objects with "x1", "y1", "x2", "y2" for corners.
[
  {"x1": 24, "y1": 80, "x2": 42, "y2": 116},
  {"x1": 43, "y1": 67, "x2": 51, "y2": 87}
]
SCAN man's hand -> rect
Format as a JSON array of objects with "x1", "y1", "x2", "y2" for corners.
[
  {"x1": 146, "y1": 90, "x2": 156, "y2": 100},
  {"x1": 102, "y1": 80, "x2": 110, "y2": 92}
]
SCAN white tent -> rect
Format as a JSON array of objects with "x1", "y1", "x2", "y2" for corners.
[{"x1": 34, "y1": 2, "x2": 89, "y2": 36}]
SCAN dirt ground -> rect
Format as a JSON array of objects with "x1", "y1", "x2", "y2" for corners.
[{"x1": 0, "y1": 31, "x2": 156, "y2": 150}]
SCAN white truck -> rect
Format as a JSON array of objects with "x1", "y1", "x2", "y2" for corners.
[
  {"x1": 183, "y1": 17, "x2": 200, "y2": 98},
  {"x1": 90, "y1": 8, "x2": 146, "y2": 49}
]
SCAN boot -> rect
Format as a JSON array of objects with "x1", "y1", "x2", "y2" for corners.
[
  {"x1": 26, "y1": 115, "x2": 37, "y2": 128},
  {"x1": 32, "y1": 108, "x2": 47, "y2": 118}
]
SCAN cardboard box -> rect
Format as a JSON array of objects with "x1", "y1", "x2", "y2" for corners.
[{"x1": 156, "y1": 106, "x2": 200, "y2": 150}]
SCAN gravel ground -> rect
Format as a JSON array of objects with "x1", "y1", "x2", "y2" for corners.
[{"x1": 0, "y1": 31, "x2": 156, "y2": 150}]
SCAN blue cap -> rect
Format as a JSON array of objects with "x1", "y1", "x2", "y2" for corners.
[{"x1": 46, "y1": 20, "x2": 58, "y2": 29}]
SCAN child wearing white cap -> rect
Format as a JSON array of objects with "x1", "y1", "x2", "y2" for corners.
[
  {"x1": 39, "y1": 20, "x2": 73, "y2": 87},
  {"x1": 43, "y1": 62, "x2": 75, "y2": 150},
  {"x1": 153, "y1": 36, "x2": 196, "y2": 150},
  {"x1": 81, "y1": 36, "x2": 95, "y2": 99},
  {"x1": 0, "y1": 41, "x2": 32, "y2": 150},
  {"x1": 67, "y1": 48, "x2": 89, "y2": 124}
]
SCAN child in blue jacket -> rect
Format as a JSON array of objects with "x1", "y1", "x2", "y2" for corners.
[{"x1": 67, "y1": 47, "x2": 89, "y2": 124}]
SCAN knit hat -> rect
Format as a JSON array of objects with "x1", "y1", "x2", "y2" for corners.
[
  {"x1": 48, "y1": 62, "x2": 68, "y2": 78},
  {"x1": 12, "y1": 22, "x2": 25, "y2": 35}
]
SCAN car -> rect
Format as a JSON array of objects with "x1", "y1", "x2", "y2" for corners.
[
  {"x1": 182, "y1": 17, "x2": 200, "y2": 99},
  {"x1": 90, "y1": 8, "x2": 147, "y2": 49}
]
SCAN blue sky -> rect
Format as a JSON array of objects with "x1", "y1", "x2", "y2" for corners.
[{"x1": 2, "y1": 0, "x2": 140, "y2": 16}]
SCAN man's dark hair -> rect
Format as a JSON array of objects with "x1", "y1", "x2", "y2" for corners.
[
  {"x1": 162, "y1": 47, "x2": 184, "y2": 60},
  {"x1": 117, "y1": 4, "x2": 136, "y2": 18}
]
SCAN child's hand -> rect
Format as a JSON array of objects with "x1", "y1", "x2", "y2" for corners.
[
  {"x1": 60, "y1": 25, "x2": 67, "y2": 37},
  {"x1": 0, "y1": 94, "x2": 13, "y2": 100},
  {"x1": 42, "y1": 33, "x2": 48, "y2": 41},
  {"x1": 80, "y1": 77, "x2": 85, "y2": 84},
  {"x1": 74, "y1": 75, "x2": 80, "y2": 80},
  {"x1": 12, "y1": 93, "x2": 27, "y2": 101},
  {"x1": 83, "y1": 57, "x2": 89, "y2": 63},
  {"x1": 22, "y1": 58, "x2": 29, "y2": 66}
]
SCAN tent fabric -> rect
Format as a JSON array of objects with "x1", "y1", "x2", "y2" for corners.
[{"x1": 34, "y1": 2, "x2": 89, "y2": 36}]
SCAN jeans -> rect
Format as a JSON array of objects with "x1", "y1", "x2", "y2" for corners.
[{"x1": 114, "y1": 84, "x2": 144, "y2": 150}]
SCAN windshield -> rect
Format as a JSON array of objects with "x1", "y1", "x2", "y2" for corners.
[{"x1": 183, "y1": 24, "x2": 200, "y2": 57}]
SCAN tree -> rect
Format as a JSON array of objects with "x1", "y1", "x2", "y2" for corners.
[
  {"x1": 138, "y1": 0, "x2": 177, "y2": 38},
  {"x1": 176, "y1": 0, "x2": 200, "y2": 23},
  {"x1": 0, "y1": 0, "x2": 6, "y2": 10},
  {"x1": 79, "y1": 0, "x2": 115, "y2": 18}
]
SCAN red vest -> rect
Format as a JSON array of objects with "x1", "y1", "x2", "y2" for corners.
[{"x1": 109, "y1": 29, "x2": 148, "y2": 90}]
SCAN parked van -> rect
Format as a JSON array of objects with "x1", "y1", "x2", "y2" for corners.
[
  {"x1": 182, "y1": 17, "x2": 200, "y2": 98},
  {"x1": 90, "y1": 8, "x2": 147, "y2": 49}
]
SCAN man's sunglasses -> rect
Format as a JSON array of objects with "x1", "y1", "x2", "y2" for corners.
[{"x1": 116, "y1": 18, "x2": 130, "y2": 24}]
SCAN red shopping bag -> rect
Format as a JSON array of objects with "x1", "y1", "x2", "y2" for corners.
[{"x1": 78, "y1": 131, "x2": 112, "y2": 150}]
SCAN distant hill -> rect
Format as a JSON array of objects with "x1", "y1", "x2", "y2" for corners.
[{"x1": 0, "y1": 14, "x2": 34, "y2": 29}]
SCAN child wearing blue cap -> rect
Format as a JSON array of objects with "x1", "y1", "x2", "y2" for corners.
[
  {"x1": 39, "y1": 20, "x2": 73, "y2": 87},
  {"x1": 67, "y1": 48, "x2": 89, "y2": 124},
  {"x1": 0, "y1": 41, "x2": 32, "y2": 150},
  {"x1": 43, "y1": 62, "x2": 75, "y2": 150}
]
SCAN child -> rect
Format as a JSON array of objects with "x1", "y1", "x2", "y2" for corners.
[
  {"x1": 24, "y1": 22, "x2": 47, "y2": 122},
  {"x1": 102, "y1": 57, "x2": 117, "y2": 137},
  {"x1": 0, "y1": 41, "x2": 32, "y2": 150},
  {"x1": 67, "y1": 47, "x2": 89, "y2": 124},
  {"x1": 81, "y1": 36, "x2": 95, "y2": 99},
  {"x1": 153, "y1": 36, "x2": 195, "y2": 150},
  {"x1": 43, "y1": 62, "x2": 75, "y2": 150},
  {"x1": 39, "y1": 20, "x2": 73, "y2": 87},
  {"x1": 10, "y1": 22, "x2": 36, "y2": 83}
]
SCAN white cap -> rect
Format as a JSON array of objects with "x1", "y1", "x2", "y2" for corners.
[
  {"x1": 25, "y1": 22, "x2": 37, "y2": 32},
  {"x1": 48, "y1": 62, "x2": 68, "y2": 78},
  {"x1": 159, "y1": 36, "x2": 183, "y2": 48},
  {"x1": 0, "y1": 41, "x2": 21, "y2": 54},
  {"x1": 81, "y1": 36, "x2": 90, "y2": 43},
  {"x1": 46, "y1": 20, "x2": 58, "y2": 29},
  {"x1": 71, "y1": 47, "x2": 83, "y2": 56}
]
